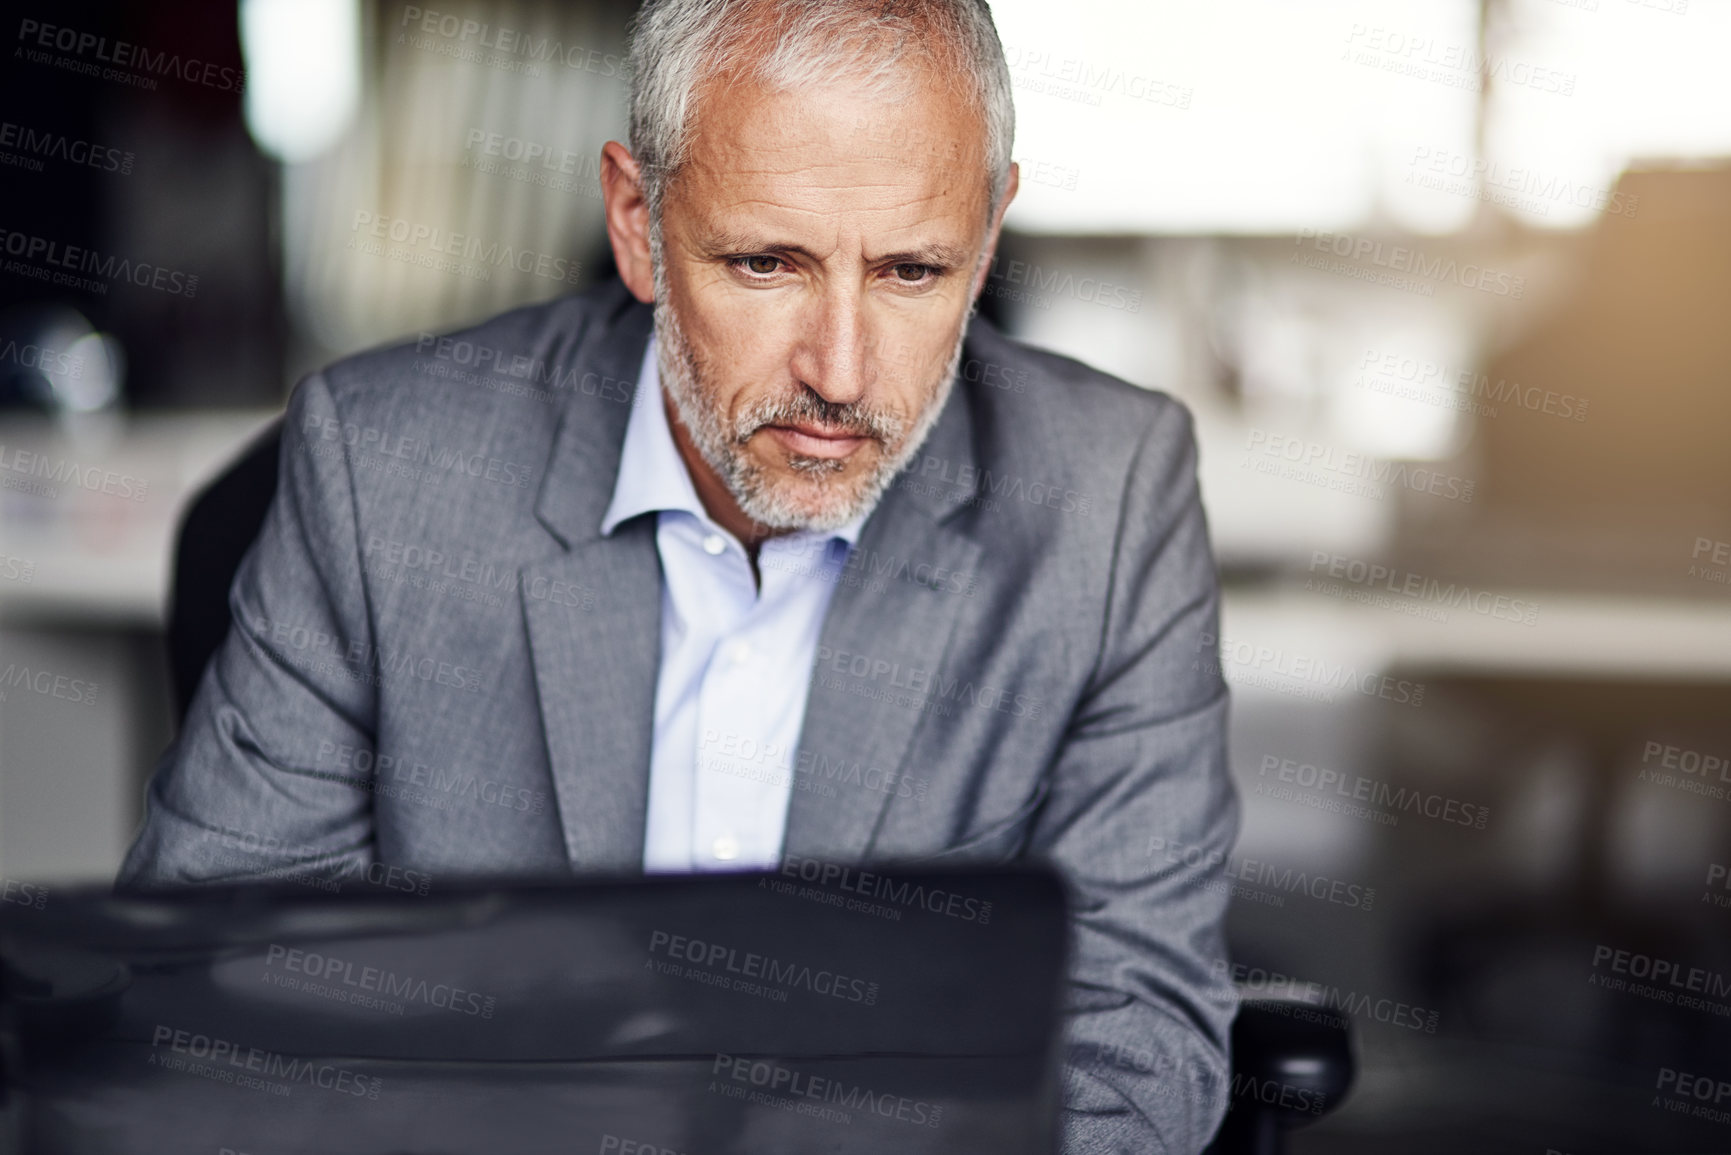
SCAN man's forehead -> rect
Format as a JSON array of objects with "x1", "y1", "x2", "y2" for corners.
[
  {"x1": 678, "y1": 180, "x2": 982, "y2": 261},
  {"x1": 691, "y1": 67, "x2": 981, "y2": 161},
  {"x1": 673, "y1": 76, "x2": 991, "y2": 235}
]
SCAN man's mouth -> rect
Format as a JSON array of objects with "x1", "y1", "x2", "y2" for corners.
[{"x1": 762, "y1": 422, "x2": 871, "y2": 460}]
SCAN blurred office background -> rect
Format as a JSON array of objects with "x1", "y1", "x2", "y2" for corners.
[{"x1": 3, "y1": 0, "x2": 1730, "y2": 1149}]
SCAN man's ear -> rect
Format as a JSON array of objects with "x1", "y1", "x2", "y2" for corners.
[
  {"x1": 971, "y1": 161, "x2": 1020, "y2": 302},
  {"x1": 600, "y1": 140, "x2": 656, "y2": 304}
]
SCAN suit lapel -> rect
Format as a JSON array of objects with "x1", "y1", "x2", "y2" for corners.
[
  {"x1": 783, "y1": 350, "x2": 986, "y2": 865},
  {"x1": 522, "y1": 523, "x2": 660, "y2": 873},
  {"x1": 523, "y1": 285, "x2": 658, "y2": 872},
  {"x1": 783, "y1": 501, "x2": 982, "y2": 864}
]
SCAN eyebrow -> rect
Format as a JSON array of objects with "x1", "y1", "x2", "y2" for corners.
[{"x1": 697, "y1": 231, "x2": 973, "y2": 269}]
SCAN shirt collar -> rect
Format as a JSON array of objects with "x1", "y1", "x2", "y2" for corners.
[{"x1": 600, "y1": 335, "x2": 867, "y2": 547}]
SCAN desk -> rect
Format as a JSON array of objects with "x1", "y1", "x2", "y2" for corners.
[
  {"x1": 1220, "y1": 583, "x2": 1731, "y2": 895},
  {"x1": 0, "y1": 412, "x2": 278, "y2": 879},
  {"x1": 1222, "y1": 586, "x2": 1731, "y2": 680},
  {"x1": 1, "y1": 411, "x2": 280, "y2": 626}
]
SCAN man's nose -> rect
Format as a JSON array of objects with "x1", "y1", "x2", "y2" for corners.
[{"x1": 792, "y1": 288, "x2": 871, "y2": 407}]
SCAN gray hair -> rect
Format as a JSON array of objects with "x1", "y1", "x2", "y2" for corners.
[{"x1": 627, "y1": 0, "x2": 1015, "y2": 234}]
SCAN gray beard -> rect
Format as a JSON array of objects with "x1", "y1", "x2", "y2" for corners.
[{"x1": 651, "y1": 276, "x2": 966, "y2": 533}]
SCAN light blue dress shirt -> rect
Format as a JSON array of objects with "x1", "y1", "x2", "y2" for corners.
[{"x1": 600, "y1": 338, "x2": 865, "y2": 873}]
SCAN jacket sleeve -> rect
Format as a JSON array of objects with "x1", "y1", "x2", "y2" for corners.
[
  {"x1": 118, "y1": 372, "x2": 379, "y2": 890},
  {"x1": 1030, "y1": 399, "x2": 1239, "y2": 1155}
]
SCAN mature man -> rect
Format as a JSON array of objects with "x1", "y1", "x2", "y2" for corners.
[{"x1": 122, "y1": 0, "x2": 1239, "y2": 1150}]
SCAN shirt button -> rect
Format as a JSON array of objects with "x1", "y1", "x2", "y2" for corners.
[
  {"x1": 727, "y1": 641, "x2": 752, "y2": 665},
  {"x1": 712, "y1": 835, "x2": 739, "y2": 861},
  {"x1": 702, "y1": 534, "x2": 727, "y2": 556}
]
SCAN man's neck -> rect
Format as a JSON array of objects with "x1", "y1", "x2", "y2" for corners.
[{"x1": 662, "y1": 390, "x2": 779, "y2": 577}]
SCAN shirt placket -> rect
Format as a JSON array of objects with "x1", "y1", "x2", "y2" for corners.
[{"x1": 689, "y1": 533, "x2": 787, "y2": 870}]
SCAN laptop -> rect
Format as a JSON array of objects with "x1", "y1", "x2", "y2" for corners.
[{"x1": 0, "y1": 868, "x2": 1069, "y2": 1154}]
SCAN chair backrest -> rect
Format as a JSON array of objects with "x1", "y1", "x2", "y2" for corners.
[{"x1": 167, "y1": 418, "x2": 282, "y2": 723}]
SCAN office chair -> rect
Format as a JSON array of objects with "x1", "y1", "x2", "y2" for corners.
[
  {"x1": 166, "y1": 419, "x2": 1356, "y2": 1155},
  {"x1": 166, "y1": 418, "x2": 281, "y2": 721}
]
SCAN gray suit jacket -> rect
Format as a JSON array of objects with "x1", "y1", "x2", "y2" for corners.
[{"x1": 121, "y1": 278, "x2": 1239, "y2": 1155}]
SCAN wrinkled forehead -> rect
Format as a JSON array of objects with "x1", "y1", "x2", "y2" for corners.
[{"x1": 675, "y1": 63, "x2": 994, "y2": 228}]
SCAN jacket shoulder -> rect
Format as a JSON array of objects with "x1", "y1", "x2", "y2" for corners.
[
  {"x1": 308, "y1": 279, "x2": 638, "y2": 425},
  {"x1": 962, "y1": 319, "x2": 1197, "y2": 493}
]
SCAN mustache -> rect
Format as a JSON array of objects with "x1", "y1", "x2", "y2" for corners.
[{"x1": 733, "y1": 388, "x2": 908, "y2": 445}]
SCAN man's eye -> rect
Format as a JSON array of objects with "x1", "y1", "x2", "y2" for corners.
[
  {"x1": 891, "y1": 263, "x2": 934, "y2": 283},
  {"x1": 742, "y1": 255, "x2": 782, "y2": 275}
]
